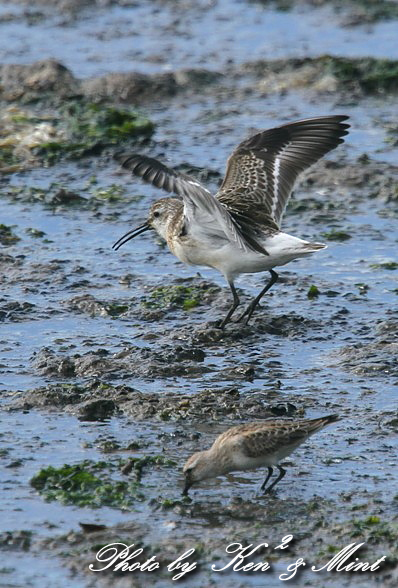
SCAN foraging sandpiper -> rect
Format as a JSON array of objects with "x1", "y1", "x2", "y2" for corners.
[
  {"x1": 113, "y1": 116, "x2": 349, "y2": 327},
  {"x1": 182, "y1": 414, "x2": 340, "y2": 495}
]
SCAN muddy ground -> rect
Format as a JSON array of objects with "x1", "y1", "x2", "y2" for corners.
[{"x1": 1, "y1": 1, "x2": 398, "y2": 587}]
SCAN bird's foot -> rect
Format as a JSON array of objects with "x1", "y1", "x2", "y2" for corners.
[
  {"x1": 205, "y1": 318, "x2": 227, "y2": 331},
  {"x1": 261, "y1": 487, "x2": 278, "y2": 496},
  {"x1": 236, "y1": 304, "x2": 255, "y2": 325}
]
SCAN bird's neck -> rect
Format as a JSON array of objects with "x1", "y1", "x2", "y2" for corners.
[
  {"x1": 207, "y1": 445, "x2": 235, "y2": 475},
  {"x1": 158, "y1": 199, "x2": 184, "y2": 242}
]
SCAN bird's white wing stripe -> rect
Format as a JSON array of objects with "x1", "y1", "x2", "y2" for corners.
[
  {"x1": 187, "y1": 179, "x2": 211, "y2": 192},
  {"x1": 272, "y1": 155, "x2": 281, "y2": 219},
  {"x1": 271, "y1": 141, "x2": 294, "y2": 219}
]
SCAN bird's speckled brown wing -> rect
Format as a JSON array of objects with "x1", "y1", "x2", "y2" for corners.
[
  {"x1": 217, "y1": 116, "x2": 349, "y2": 231},
  {"x1": 214, "y1": 416, "x2": 339, "y2": 458}
]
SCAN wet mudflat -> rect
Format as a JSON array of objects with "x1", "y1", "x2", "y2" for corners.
[{"x1": 1, "y1": 1, "x2": 398, "y2": 587}]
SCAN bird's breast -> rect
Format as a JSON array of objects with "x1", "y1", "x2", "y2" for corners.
[{"x1": 168, "y1": 235, "x2": 221, "y2": 267}]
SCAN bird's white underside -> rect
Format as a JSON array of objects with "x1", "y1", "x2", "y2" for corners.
[{"x1": 171, "y1": 230, "x2": 326, "y2": 281}]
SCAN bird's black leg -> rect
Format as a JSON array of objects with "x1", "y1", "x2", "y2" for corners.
[
  {"x1": 260, "y1": 466, "x2": 273, "y2": 492},
  {"x1": 219, "y1": 281, "x2": 240, "y2": 329},
  {"x1": 263, "y1": 465, "x2": 286, "y2": 494},
  {"x1": 237, "y1": 269, "x2": 278, "y2": 324}
]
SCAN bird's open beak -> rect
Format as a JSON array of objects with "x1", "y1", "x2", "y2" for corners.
[
  {"x1": 112, "y1": 223, "x2": 151, "y2": 251},
  {"x1": 182, "y1": 479, "x2": 192, "y2": 496}
]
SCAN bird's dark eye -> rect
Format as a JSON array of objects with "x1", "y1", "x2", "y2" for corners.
[{"x1": 153, "y1": 211, "x2": 160, "y2": 218}]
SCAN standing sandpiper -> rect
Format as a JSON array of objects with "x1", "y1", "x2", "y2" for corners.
[
  {"x1": 113, "y1": 116, "x2": 349, "y2": 327},
  {"x1": 182, "y1": 414, "x2": 340, "y2": 495}
]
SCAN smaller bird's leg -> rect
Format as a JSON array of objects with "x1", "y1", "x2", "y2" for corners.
[
  {"x1": 260, "y1": 466, "x2": 274, "y2": 492},
  {"x1": 182, "y1": 481, "x2": 191, "y2": 496},
  {"x1": 237, "y1": 269, "x2": 278, "y2": 324},
  {"x1": 219, "y1": 281, "x2": 240, "y2": 329},
  {"x1": 263, "y1": 465, "x2": 286, "y2": 494}
]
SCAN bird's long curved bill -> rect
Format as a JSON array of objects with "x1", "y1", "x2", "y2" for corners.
[{"x1": 112, "y1": 223, "x2": 151, "y2": 251}]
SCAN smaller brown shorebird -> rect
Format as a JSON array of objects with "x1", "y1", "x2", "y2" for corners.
[
  {"x1": 113, "y1": 116, "x2": 349, "y2": 328},
  {"x1": 182, "y1": 414, "x2": 340, "y2": 495}
]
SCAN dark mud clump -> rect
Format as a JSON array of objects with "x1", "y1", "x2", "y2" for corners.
[
  {"x1": 81, "y1": 71, "x2": 179, "y2": 104},
  {"x1": 0, "y1": 224, "x2": 21, "y2": 245},
  {"x1": 83, "y1": 67, "x2": 222, "y2": 103},
  {"x1": 300, "y1": 158, "x2": 398, "y2": 204},
  {"x1": 0, "y1": 300, "x2": 36, "y2": 322},
  {"x1": 0, "y1": 58, "x2": 222, "y2": 108},
  {"x1": 67, "y1": 294, "x2": 130, "y2": 317},
  {"x1": 30, "y1": 342, "x2": 207, "y2": 380},
  {"x1": 0, "y1": 59, "x2": 79, "y2": 101},
  {"x1": 329, "y1": 318, "x2": 398, "y2": 377},
  {"x1": 8, "y1": 380, "x2": 297, "y2": 423},
  {"x1": 0, "y1": 530, "x2": 32, "y2": 551}
]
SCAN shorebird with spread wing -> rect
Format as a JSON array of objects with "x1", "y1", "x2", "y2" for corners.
[{"x1": 113, "y1": 116, "x2": 349, "y2": 328}]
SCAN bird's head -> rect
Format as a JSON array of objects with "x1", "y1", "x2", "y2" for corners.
[
  {"x1": 182, "y1": 450, "x2": 215, "y2": 495},
  {"x1": 112, "y1": 198, "x2": 181, "y2": 250},
  {"x1": 147, "y1": 199, "x2": 180, "y2": 239}
]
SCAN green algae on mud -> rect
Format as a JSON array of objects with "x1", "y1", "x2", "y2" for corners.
[
  {"x1": 370, "y1": 261, "x2": 398, "y2": 270},
  {"x1": 121, "y1": 455, "x2": 177, "y2": 480},
  {"x1": 317, "y1": 514, "x2": 398, "y2": 567},
  {"x1": 142, "y1": 283, "x2": 220, "y2": 311},
  {"x1": 307, "y1": 284, "x2": 320, "y2": 299},
  {"x1": 246, "y1": 55, "x2": 398, "y2": 95},
  {"x1": 0, "y1": 224, "x2": 20, "y2": 245},
  {"x1": 89, "y1": 184, "x2": 128, "y2": 202},
  {"x1": 105, "y1": 303, "x2": 130, "y2": 316},
  {"x1": 323, "y1": 56, "x2": 398, "y2": 93},
  {"x1": 0, "y1": 99, "x2": 154, "y2": 171},
  {"x1": 0, "y1": 145, "x2": 20, "y2": 169},
  {"x1": 24, "y1": 227, "x2": 46, "y2": 238},
  {"x1": 34, "y1": 102, "x2": 154, "y2": 165},
  {"x1": 0, "y1": 530, "x2": 32, "y2": 551},
  {"x1": 320, "y1": 229, "x2": 352, "y2": 241},
  {"x1": 30, "y1": 456, "x2": 176, "y2": 509},
  {"x1": 334, "y1": 0, "x2": 398, "y2": 23}
]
